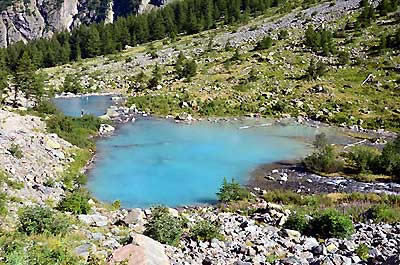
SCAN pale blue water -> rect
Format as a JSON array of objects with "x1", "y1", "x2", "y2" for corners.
[
  {"x1": 53, "y1": 96, "x2": 346, "y2": 208},
  {"x1": 87, "y1": 118, "x2": 318, "y2": 208},
  {"x1": 52, "y1": 95, "x2": 113, "y2": 117}
]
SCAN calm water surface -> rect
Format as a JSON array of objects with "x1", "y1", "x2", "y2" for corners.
[
  {"x1": 53, "y1": 95, "x2": 113, "y2": 117},
  {"x1": 87, "y1": 118, "x2": 319, "y2": 208},
  {"x1": 53, "y1": 96, "x2": 338, "y2": 208}
]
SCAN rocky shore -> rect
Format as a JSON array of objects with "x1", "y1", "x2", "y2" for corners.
[
  {"x1": 73, "y1": 200, "x2": 400, "y2": 265},
  {"x1": 1, "y1": 106, "x2": 399, "y2": 265},
  {"x1": 0, "y1": 110, "x2": 74, "y2": 214},
  {"x1": 249, "y1": 161, "x2": 400, "y2": 196}
]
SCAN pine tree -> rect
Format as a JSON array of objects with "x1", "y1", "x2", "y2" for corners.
[
  {"x1": 149, "y1": 64, "x2": 162, "y2": 89},
  {"x1": 151, "y1": 12, "x2": 166, "y2": 40},
  {"x1": 13, "y1": 51, "x2": 36, "y2": 107},
  {"x1": 183, "y1": 59, "x2": 197, "y2": 80},
  {"x1": 175, "y1": 51, "x2": 186, "y2": 78},
  {"x1": 0, "y1": 67, "x2": 8, "y2": 105},
  {"x1": 101, "y1": 25, "x2": 117, "y2": 54},
  {"x1": 70, "y1": 30, "x2": 82, "y2": 61},
  {"x1": 63, "y1": 74, "x2": 83, "y2": 94},
  {"x1": 85, "y1": 26, "x2": 101, "y2": 57}
]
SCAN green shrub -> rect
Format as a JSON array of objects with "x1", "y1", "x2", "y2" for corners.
[
  {"x1": 284, "y1": 212, "x2": 309, "y2": 233},
  {"x1": 263, "y1": 190, "x2": 304, "y2": 205},
  {"x1": 216, "y1": 177, "x2": 250, "y2": 203},
  {"x1": 366, "y1": 204, "x2": 400, "y2": 223},
  {"x1": 304, "y1": 145, "x2": 344, "y2": 173},
  {"x1": 26, "y1": 243, "x2": 82, "y2": 265},
  {"x1": 18, "y1": 206, "x2": 70, "y2": 236},
  {"x1": 348, "y1": 146, "x2": 380, "y2": 174},
  {"x1": 58, "y1": 189, "x2": 91, "y2": 214},
  {"x1": 308, "y1": 209, "x2": 354, "y2": 239},
  {"x1": 254, "y1": 36, "x2": 273, "y2": 50},
  {"x1": 190, "y1": 220, "x2": 223, "y2": 241},
  {"x1": 306, "y1": 58, "x2": 327, "y2": 80},
  {"x1": 304, "y1": 26, "x2": 335, "y2": 55},
  {"x1": 112, "y1": 200, "x2": 121, "y2": 210},
  {"x1": 356, "y1": 243, "x2": 369, "y2": 261},
  {"x1": 8, "y1": 143, "x2": 23, "y2": 159},
  {"x1": 278, "y1": 29, "x2": 289, "y2": 40},
  {"x1": 0, "y1": 192, "x2": 7, "y2": 215},
  {"x1": 62, "y1": 74, "x2": 83, "y2": 94},
  {"x1": 0, "y1": 234, "x2": 82, "y2": 265},
  {"x1": 378, "y1": 137, "x2": 400, "y2": 178},
  {"x1": 313, "y1": 132, "x2": 328, "y2": 149},
  {"x1": 33, "y1": 100, "x2": 60, "y2": 115},
  {"x1": 46, "y1": 114, "x2": 102, "y2": 148},
  {"x1": 337, "y1": 51, "x2": 350, "y2": 65},
  {"x1": 144, "y1": 206, "x2": 183, "y2": 246}
]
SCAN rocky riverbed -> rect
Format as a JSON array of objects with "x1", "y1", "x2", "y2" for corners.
[{"x1": 249, "y1": 161, "x2": 400, "y2": 196}]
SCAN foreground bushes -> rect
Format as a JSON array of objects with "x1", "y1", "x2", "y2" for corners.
[
  {"x1": 304, "y1": 145, "x2": 344, "y2": 174},
  {"x1": 217, "y1": 177, "x2": 251, "y2": 203},
  {"x1": 57, "y1": 189, "x2": 92, "y2": 215},
  {"x1": 366, "y1": 204, "x2": 400, "y2": 223},
  {"x1": 347, "y1": 136, "x2": 400, "y2": 178},
  {"x1": 285, "y1": 209, "x2": 354, "y2": 239},
  {"x1": 0, "y1": 232, "x2": 81, "y2": 265},
  {"x1": 18, "y1": 206, "x2": 70, "y2": 236},
  {"x1": 190, "y1": 220, "x2": 223, "y2": 241},
  {"x1": 144, "y1": 206, "x2": 183, "y2": 246}
]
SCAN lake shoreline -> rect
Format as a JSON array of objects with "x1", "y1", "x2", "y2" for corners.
[{"x1": 56, "y1": 95, "x2": 398, "y2": 207}]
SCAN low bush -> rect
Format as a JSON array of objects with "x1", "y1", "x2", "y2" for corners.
[
  {"x1": 348, "y1": 146, "x2": 380, "y2": 174},
  {"x1": 18, "y1": 206, "x2": 70, "y2": 236},
  {"x1": 190, "y1": 220, "x2": 223, "y2": 241},
  {"x1": 144, "y1": 206, "x2": 183, "y2": 246},
  {"x1": 62, "y1": 149, "x2": 91, "y2": 190},
  {"x1": 263, "y1": 190, "x2": 305, "y2": 205},
  {"x1": 304, "y1": 145, "x2": 344, "y2": 173},
  {"x1": 46, "y1": 114, "x2": 102, "y2": 148},
  {"x1": 57, "y1": 189, "x2": 91, "y2": 214},
  {"x1": 112, "y1": 200, "x2": 121, "y2": 210},
  {"x1": 254, "y1": 36, "x2": 273, "y2": 50},
  {"x1": 356, "y1": 243, "x2": 369, "y2": 261},
  {"x1": 33, "y1": 100, "x2": 60, "y2": 115},
  {"x1": 8, "y1": 143, "x2": 23, "y2": 159},
  {"x1": 378, "y1": 137, "x2": 400, "y2": 178},
  {"x1": 365, "y1": 204, "x2": 400, "y2": 223},
  {"x1": 278, "y1": 29, "x2": 289, "y2": 40},
  {"x1": 26, "y1": 243, "x2": 82, "y2": 265},
  {"x1": 0, "y1": 232, "x2": 81, "y2": 265},
  {"x1": 308, "y1": 209, "x2": 354, "y2": 239},
  {"x1": 216, "y1": 177, "x2": 251, "y2": 203},
  {"x1": 0, "y1": 192, "x2": 7, "y2": 215},
  {"x1": 284, "y1": 212, "x2": 309, "y2": 233}
]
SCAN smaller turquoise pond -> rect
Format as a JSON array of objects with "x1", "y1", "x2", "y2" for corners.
[
  {"x1": 52, "y1": 95, "x2": 113, "y2": 117},
  {"x1": 87, "y1": 118, "x2": 319, "y2": 208}
]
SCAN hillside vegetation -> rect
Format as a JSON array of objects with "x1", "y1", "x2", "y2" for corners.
[{"x1": 40, "y1": 0, "x2": 400, "y2": 133}]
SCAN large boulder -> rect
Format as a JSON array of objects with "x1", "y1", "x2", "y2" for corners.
[
  {"x1": 45, "y1": 138, "x2": 61, "y2": 149},
  {"x1": 108, "y1": 234, "x2": 170, "y2": 265},
  {"x1": 99, "y1": 124, "x2": 115, "y2": 135},
  {"x1": 78, "y1": 214, "x2": 108, "y2": 227}
]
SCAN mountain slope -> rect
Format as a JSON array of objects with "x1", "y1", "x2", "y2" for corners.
[{"x1": 0, "y1": 0, "x2": 170, "y2": 47}]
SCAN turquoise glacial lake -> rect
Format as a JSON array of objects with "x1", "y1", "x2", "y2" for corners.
[
  {"x1": 53, "y1": 96, "x2": 328, "y2": 208},
  {"x1": 87, "y1": 119, "x2": 318, "y2": 208}
]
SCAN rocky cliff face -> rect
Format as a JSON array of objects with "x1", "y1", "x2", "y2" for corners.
[{"x1": 0, "y1": 0, "x2": 169, "y2": 47}]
